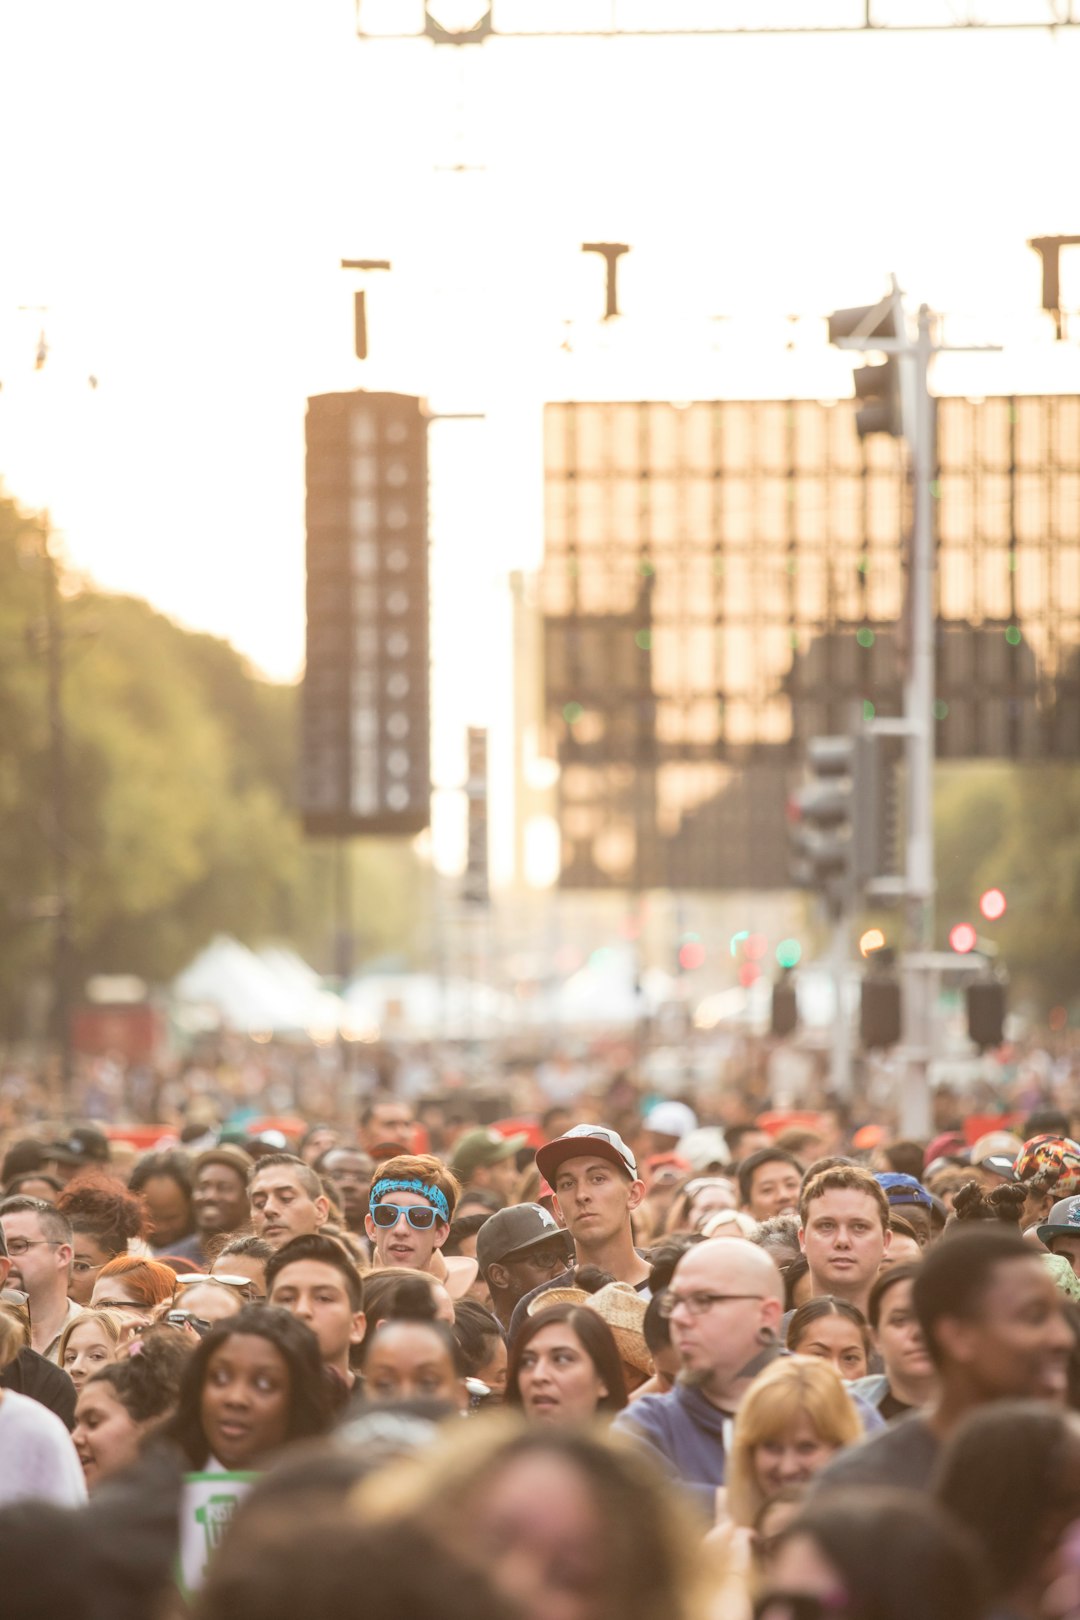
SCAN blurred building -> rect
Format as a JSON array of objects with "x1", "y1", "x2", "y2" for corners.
[{"x1": 533, "y1": 394, "x2": 1080, "y2": 890}]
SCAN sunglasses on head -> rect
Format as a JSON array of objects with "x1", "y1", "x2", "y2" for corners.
[
  {"x1": 175, "y1": 1273, "x2": 252, "y2": 1290},
  {"x1": 164, "y1": 1310, "x2": 214, "y2": 1337},
  {"x1": 371, "y1": 1202, "x2": 439, "y2": 1231}
]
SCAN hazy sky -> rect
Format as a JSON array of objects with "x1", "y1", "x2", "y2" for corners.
[{"x1": 1, "y1": 1, "x2": 1079, "y2": 868}]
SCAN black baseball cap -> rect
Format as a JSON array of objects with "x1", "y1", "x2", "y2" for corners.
[
  {"x1": 45, "y1": 1125, "x2": 111, "y2": 1167},
  {"x1": 475, "y1": 1203, "x2": 572, "y2": 1277}
]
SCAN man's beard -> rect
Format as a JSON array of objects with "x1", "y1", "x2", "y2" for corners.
[{"x1": 677, "y1": 1364, "x2": 714, "y2": 1391}]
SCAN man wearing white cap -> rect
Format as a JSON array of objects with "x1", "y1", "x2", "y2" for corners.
[{"x1": 507, "y1": 1124, "x2": 650, "y2": 1342}]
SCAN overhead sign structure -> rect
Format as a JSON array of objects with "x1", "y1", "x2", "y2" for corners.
[{"x1": 300, "y1": 390, "x2": 431, "y2": 838}]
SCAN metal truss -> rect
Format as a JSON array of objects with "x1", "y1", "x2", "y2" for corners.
[{"x1": 357, "y1": 1, "x2": 1079, "y2": 42}]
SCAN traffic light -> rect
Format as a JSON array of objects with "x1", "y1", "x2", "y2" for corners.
[
  {"x1": 771, "y1": 973, "x2": 798, "y2": 1038},
  {"x1": 967, "y1": 977, "x2": 1007, "y2": 1050},
  {"x1": 979, "y1": 888, "x2": 1007, "y2": 922},
  {"x1": 861, "y1": 972, "x2": 902, "y2": 1050},
  {"x1": 827, "y1": 301, "x2": 903, "y2": 440},
  {"x1": 301, "y1": 391, "x2": 431, "y2": 838},
  {"x1": 788, "y1": 736, "x2": 855, "y2": 910},
  {"x1": 789, "y1": 730, "x2": 895, "y2": 912}
]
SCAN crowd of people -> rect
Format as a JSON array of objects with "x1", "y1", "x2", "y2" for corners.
[{"x1": 4, "y1": 1090, "x2": 1080, "y2": 1619}]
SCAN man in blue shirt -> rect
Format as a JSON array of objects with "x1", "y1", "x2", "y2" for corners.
[{"x1": 613, "y1": 1237, "x2": 784, "y2": 1513}]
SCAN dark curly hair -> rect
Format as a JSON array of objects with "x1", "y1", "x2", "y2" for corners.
[
  {"x1": 168, "y1": 1304, "x2": 333, "y2": 1469},
  {"x1": 86, "y1": 1325, "x2": 192, "y2": 1425},
  {"x1": 57, "y1": 1171, "x2": 147, "y2": 1258}
]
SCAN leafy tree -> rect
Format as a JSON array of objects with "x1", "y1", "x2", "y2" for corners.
[{"x1": 0, "y1": 493, "x2": 419, "y2": 1038}]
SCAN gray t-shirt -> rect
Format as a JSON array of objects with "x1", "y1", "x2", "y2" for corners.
[
  {"x1": 0, "y1": 1388, "x2": 87, "y2": 1507},
  {"x1": 811, "y1": 1410, "x2": 939, "y2": 1495}
]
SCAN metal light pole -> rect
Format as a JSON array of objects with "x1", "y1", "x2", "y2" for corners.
[{"x1": 898, "y1": 306, "x2": 937, "y2": 1137}]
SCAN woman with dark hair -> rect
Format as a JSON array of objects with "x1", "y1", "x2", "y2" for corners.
[
  {"x1": 759, "y1": 1488, "x2": 985, "y2": 1620},
  {"x1": 506, "y1": 1302, "x2": 627, "y2": 1424},
  {"x1": 169, "y1": 1304, "x2": 332, "y2": 1472},
  {"x1": 452, "y1": 1298, "x2": 507, "y2": 1400},
  {"x1": 851, "y1": 1264, "x2": 936, "y2": 1420},
  {"x1": 128, "y1": 1151, "x2": 199, "y2": 1258},
  {"x1": 935, "y1": 1401, "x2": 1080, "y2": 1620},
  {"x1": 786, "y1": 1297, "x2": 871, "y2": 1382},
  {"x1": 57, "y1": 1173, "x2": 148, "y2": 1305},
  {"x1": 359, "y1": 1280, "x2": 469, "y2": 1411},
  {"x1": 362, "y1": 1266, "x2": 456, "y2": 1326},
  {"x1": 72, "y1": 1327, "x2": 192, "y2": 1492}
]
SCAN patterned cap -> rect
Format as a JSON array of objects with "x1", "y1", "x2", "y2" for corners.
[{"x1": 1014, "y1": 1134, "x2": 1080, "y2": 1195}]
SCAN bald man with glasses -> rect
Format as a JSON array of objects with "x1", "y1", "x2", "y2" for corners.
[{"x1": 613, "y1": 1238, "x2": 785, "y2": 1511}]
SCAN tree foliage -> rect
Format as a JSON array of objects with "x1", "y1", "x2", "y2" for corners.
[
  {"x1": 0, "y1": 493, "x2": 420, "y2": 1037},
  {"x1": 934, "y1": 763, "x2": 1080, "y2": 1012}
]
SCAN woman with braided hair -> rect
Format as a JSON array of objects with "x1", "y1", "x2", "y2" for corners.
[{"x1": 951, "y1": 1178, "x2": 1029, "y2": 1226}]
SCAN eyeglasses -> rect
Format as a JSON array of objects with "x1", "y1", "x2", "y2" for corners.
[
  {"x1": 659, "y1": 1291, "x2": 766, "y2": 1319},
  {"x1": 72, "y1": 1260, "x2": 105, "y2": 1276},
  {"x1": 371, "y1": 1202, "x2": 439, "y2": 1231},
  {"x1": 94, "y1": 1299, "x2": 153, "y2": 1314},
  {"x1": 5, "y1": 1238, "x2": 61, "y2": 1258},
  {"x1": 512, "y1": 1245, "x2": 571, "y2": 1270}
]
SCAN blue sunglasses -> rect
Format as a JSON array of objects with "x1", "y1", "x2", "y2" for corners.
[{"x1": 371, "y1": 1202, "x2": 440, "y2": 1231}]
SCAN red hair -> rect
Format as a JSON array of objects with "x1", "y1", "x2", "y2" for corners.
[{"x1": 96, "y1": 1254, "x2": 176, "y2": 1307}]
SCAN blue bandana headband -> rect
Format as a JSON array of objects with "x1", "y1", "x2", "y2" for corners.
[{"x1": 370, "y1": 1177, "x2": 450, "y2": 1224}]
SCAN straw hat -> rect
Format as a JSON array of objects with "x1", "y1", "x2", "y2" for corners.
[{"x1": 585, "y1": 1282, "x2": 654, "y2": 1376}]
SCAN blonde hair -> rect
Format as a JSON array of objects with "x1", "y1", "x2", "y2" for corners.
[
  {"x1": 0, "y1": 1304, "x2": 28, "y2": 1370},
  {"x1": 726, "y1": 1356, "x2": 862, "y2": 1526},
  {"x1": 57, "y1": 1308, "x2": 125, "y2": 1367},
  {"x1": 354, "y1": 1415, "x2": 718, "y2": 1620}
]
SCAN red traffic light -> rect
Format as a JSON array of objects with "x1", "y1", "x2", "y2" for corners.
[
  {"x1": 979, "y1": 888, "x2": 1007, "y2": 922},
  {"x1": 949, "y1": 922, "x2": 977, "y2": 955}
]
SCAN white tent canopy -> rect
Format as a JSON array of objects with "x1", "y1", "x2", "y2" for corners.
[{"x1": 172, "y1": 937, "x2": 343, "y2": 1035}]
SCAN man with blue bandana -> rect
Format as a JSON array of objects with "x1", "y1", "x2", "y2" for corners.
[{"x1": 365, "y1": 1153, "x2": 477, "y2": 1301}]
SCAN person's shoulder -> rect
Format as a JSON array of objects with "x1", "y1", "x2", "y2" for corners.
[
  {"x1": 5, "y1": 1346, "x2": 78, "y2": 1428},
  {"x1": 614, "y1": 1388, "x2": 677, "y2": 1431},
  {"x1": 813, "y1": 1411, "x2": 937, "y2": 1493},
  {"x1": 849, "y1": 1374, "x2": 889, "y2": 1408},
  {"x1": 0, "y1": 1386, "x2": 67, "y2": 1431}
]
